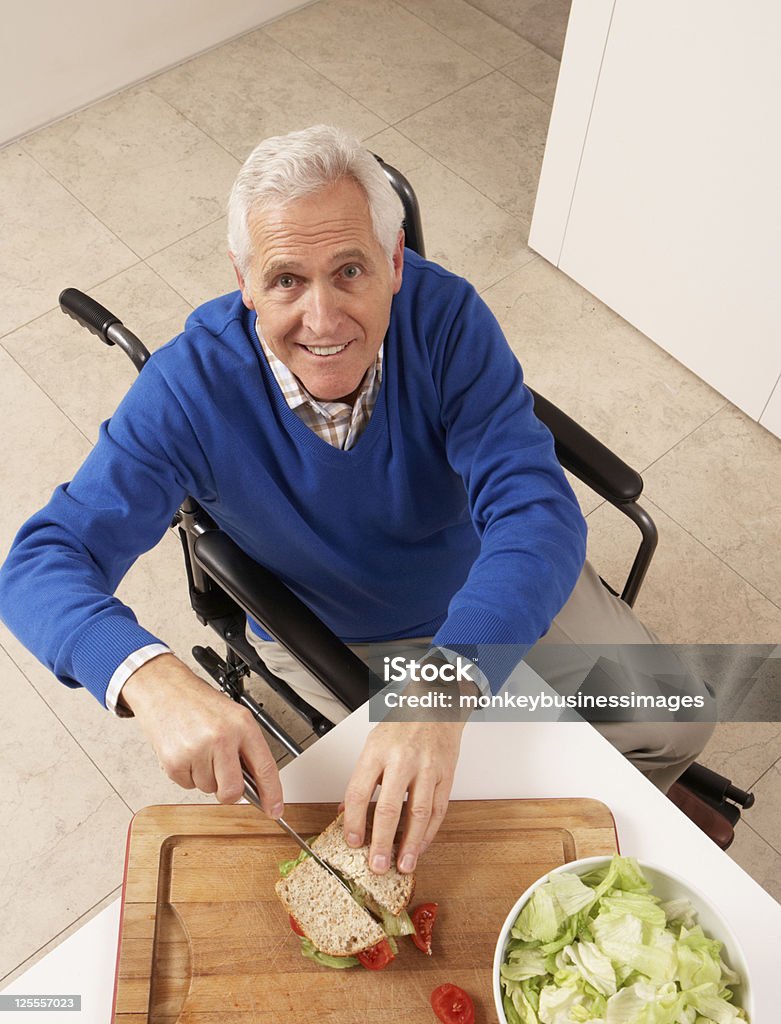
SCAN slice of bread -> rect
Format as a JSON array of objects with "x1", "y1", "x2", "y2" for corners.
[
  {"x1": 311, "y1": 813, "x2": 415, "y2": 916},
  {"x1": 275, "y1": 856, "x2": 385, "y2": 957}
]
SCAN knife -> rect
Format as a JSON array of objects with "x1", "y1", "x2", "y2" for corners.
[{"x1": 241, "y1": 767, "x2": 354, "y2": 896}]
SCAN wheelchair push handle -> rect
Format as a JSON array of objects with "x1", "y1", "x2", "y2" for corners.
[
  {"x1": 59, "y1": 287, "x2": 120, "y2": 341},
  {"x1": 59, "y1": 288, "x2": 151, "y2": 372}
]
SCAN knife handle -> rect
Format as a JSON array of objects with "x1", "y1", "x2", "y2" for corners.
[{"x1": 241, "y1": 766, "x2": 263, "y2": 811}]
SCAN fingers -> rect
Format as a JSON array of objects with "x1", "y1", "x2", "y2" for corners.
[
  {"x1": 413, "y1": 777, "x2": 453, "y2": 858},
  {"x1": 343, "y1": 753, "x2": 383, "y2": 850},
  {"x1": 344, "y1": 721, "x2": 462, "y2": 875},
  {"x1": 167, "y1": 764, "x2": 196, "y2": 790},
  {"x1": 394, "y1": 771, "x2": 437, "y2": 873},
  {"x1": 190, "y1": 754, "x2": 219, "y2": 795},
  {"x1": 368, "y1": 771, "x2": 412, "y2": 873},
  {"x1": 241, "y1": 735, "x2": 284, "y2": 818},
  {"x1": 211, "y1": 740, "x2": 244, "y2": 804}
]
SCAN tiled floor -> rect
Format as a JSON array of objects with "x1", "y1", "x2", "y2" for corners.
[{"x1": 1, "y1": 0, "x2": 779, "y2": 986}]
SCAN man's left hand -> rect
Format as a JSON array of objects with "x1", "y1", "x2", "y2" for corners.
[{"x1": 341, "y1": 717, "x2": 466, "y2": 875}]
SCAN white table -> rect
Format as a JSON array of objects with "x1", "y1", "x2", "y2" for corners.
[{"x1": 3, "y1": 704, "x2": 778, "y2": 1021}]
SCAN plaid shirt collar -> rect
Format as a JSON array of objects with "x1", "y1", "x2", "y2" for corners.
[{"x1": 254, "y1": 320, "x2": 383, "y2": 450}]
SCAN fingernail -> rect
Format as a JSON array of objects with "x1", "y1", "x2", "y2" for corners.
[
  {"x1": 347, "y1": 832, "x2": 362, "y2": 846},
  {"x1": 399, "y1": 853, "x2": 416, "y2": 873},
  {"x1": 371, "y1": 853, "x2": 389, "y2": 872},
  {"x1": 271, "y1": 802, "x2": 284, "y2": 818}
]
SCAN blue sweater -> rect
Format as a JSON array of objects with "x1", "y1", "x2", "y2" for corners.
[{"x1": 0, "y1": 252, "x2": 586, "y2": 705}]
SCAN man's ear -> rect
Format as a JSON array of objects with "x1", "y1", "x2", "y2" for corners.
[
  {"x1": 229, "y1": 252, "x2": 255, "y2": 310},
  {"x1": 391, "y1": 229, "x2": 405, "y2": 295}
]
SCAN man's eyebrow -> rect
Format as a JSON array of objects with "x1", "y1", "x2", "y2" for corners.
[
  {"x1": 262, "y1": 258, "x2": 303, "y2": 281},
  {"x1": 332, "y1": 247, "x2": 375, "y2": 267}
]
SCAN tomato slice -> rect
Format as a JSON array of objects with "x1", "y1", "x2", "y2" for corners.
[
  {"x1": 411, "y1": 902, "x2": 438, "y2": 955},
  {"x1": 357, "y1": 938, "x2": 395, "y2": 971},
  {"x1": 431, "y1": 984, "x2": 475, "y2": 1024},
  {"x1": 289, "y1": 915, "x2": 306, "y2": 937}
]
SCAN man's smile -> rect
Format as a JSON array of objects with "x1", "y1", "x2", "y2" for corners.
[{"x1": 298, "y1": 339, "x2": 354, "y2": 358}]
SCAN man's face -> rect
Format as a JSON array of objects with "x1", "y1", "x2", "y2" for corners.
[{"x1": 233, "y1": 177, "x2": 404, "y2": 403}]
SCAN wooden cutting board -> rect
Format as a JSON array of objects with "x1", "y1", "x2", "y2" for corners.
[{"x1": 113, "y1": 799, "x2": 618, "y2": 1022}]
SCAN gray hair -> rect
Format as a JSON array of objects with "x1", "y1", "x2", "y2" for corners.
[{"x1": 227, "y1": 125, "x2": 404, "y2": 278}]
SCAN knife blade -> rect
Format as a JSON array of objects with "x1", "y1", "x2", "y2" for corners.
[{"x1": 240, "y1": 767, "x2": 354, "y2": 896}]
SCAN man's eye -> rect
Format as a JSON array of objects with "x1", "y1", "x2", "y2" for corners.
[
  {"x1": 277, "y1": 275, "x2": 296, "y2": 288},
  {"x1": 342, "y1": 264, "x2": 362, "y2": 279}
]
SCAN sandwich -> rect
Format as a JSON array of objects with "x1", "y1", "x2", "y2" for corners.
[{"x1": 275, "y1": 813, "x2": 416, "y2": 969}]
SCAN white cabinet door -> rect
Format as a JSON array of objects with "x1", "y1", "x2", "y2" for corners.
[{"x1": 531, "y1": 0, "x2": 781, "y2": 434}]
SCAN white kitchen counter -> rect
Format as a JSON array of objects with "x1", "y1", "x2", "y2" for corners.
[{"x1": 3, "y1": 699, "x2": 777, "y2": 1021}]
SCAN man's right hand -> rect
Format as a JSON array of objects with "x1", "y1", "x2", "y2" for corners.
[{"x1": 120, "y1": 652, "x2": 284, "y2": 815}]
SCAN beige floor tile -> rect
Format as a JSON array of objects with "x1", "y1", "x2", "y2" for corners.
[
  {"x1": 0, "y1": 646, "x2": 131, "y2": 979},
  {"x1": 501, "y1": 41, "x2": 562, "y2": 105},
  {"x1": 699, "y1": 723, "x2": 781, "y2": 790},
  {"x1": 643, "y1": 406, "x2": 781, "y2": 608},
  {"x1": 147, "y1": 29, "x2": 384, "y2": 162},
  {"x1": 394, "y1": 0, "x2": 533, "y2": 68},
  {"x1": 365, "y1": 127, "x2": 535, "y2": 291},
  {"x1": 3, "y1": 263, "x2": 193, "y2": 444},
  {"x1": 0, "y1": 347, "x2": 91, "y2": 558},
  {"x1": 0, "y1": 148, "x2": 135, "y2": 339},
  {"x1": 398, "y1": 72, "x2": 552, "y2": 227},
  {"x1": 23, "y1": 90, "x2": 240, "y2": 259},
  {"x1": 481, "y1": 258, "x2": 726, "y2": 469},
  {"x1": 727, "y1": 821, "x2": 781, "y2": 904},
  {"x1": 147, "y1": 218, "x2": 237, "y2": 310},
  {"x1": 742, "y1": 759, "x2": 781, "y2": 854},
  {"x1": 585, "y1": 497, "x2": 781, "y2": 645},
  {"x1": 465, "y1": 0, "x2": 572, "y2": 60},
  {"x1": 264, "y1": 0, "x2": 490, "y2": 123},
  {"x1": 0, "y1": 887, "x2": 121, "y2": 988}
]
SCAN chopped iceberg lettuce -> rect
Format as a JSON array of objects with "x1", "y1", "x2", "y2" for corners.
[
  {"x1": 277, "y1": 839, "x2": 318, "y2": 878},
  {"x1": 376, "y1": 909, "x2": 417, "y2": 937},
  {"x1": 299, "y1": 937, "x2": 359, "y2": 969},
  {"x1": 499, "y1": 856, "x2": 748, "y2": 1023}
]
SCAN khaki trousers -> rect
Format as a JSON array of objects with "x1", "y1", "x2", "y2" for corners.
[{"x1": 246, "y1": 561, "x2": 715, "y2": 793}]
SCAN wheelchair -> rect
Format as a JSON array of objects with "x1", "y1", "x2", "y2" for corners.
[{"x1": 58, "y1": 158, "x2": 753, "y2": 848}]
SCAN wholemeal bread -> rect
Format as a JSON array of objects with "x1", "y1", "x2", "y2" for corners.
[
  {"x1": 275, "y1": 856, "x2": 385, "y2": 956},
  {"x1": 312, "y1": 813, "x2": 415, "y2": 915},
  {"x1": 275, "y1": 813, "x2": 416, "y2": 958}
]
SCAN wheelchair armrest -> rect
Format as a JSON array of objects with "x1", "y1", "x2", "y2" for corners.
[
  {"x1": 529, "y1": 387, "x2": 643, "y2": 504},
  {"x1": 528, "y1": 387, "x2": 657, "y2": 605},
  {"x1": 193, "y1": 530, "x2": 375, "y2": 713}
]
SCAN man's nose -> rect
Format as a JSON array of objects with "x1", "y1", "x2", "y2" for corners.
[{"x1": 302, "y1": 282, "x2": 343, "y2": 337}]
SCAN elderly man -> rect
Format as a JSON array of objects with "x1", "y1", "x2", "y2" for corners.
[{"x1": 0, "y1": 126, "x2": 713, "y2": 876}]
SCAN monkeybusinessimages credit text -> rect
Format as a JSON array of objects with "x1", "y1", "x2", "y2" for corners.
[{"x1": 380, "y1": 655, "x2": 707, "y2": 714}]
